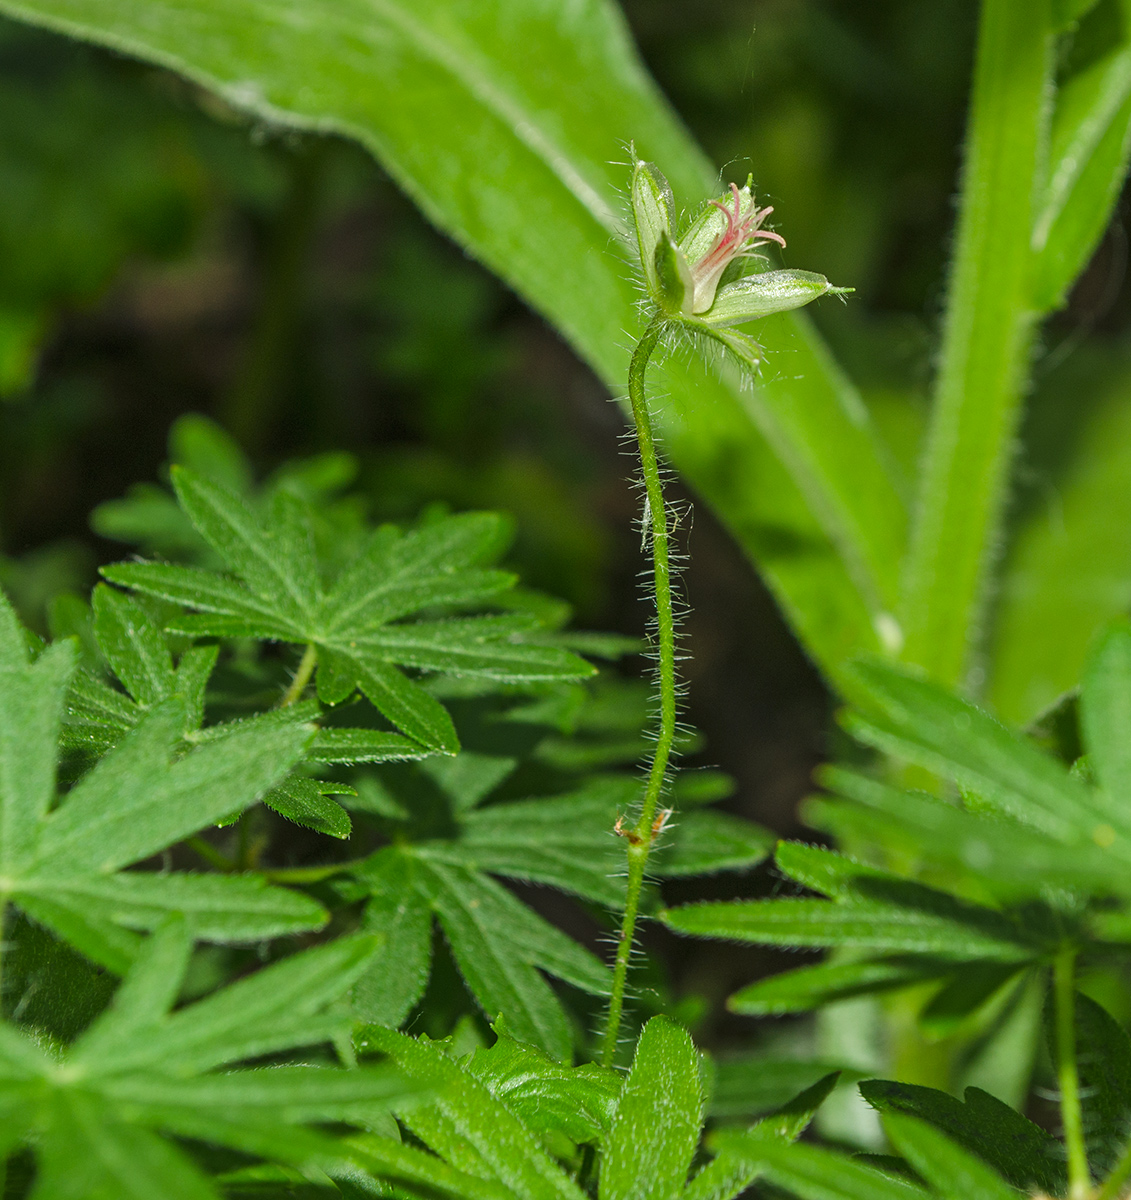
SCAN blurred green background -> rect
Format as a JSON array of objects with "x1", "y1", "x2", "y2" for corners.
[{"x1": 0, "y1": 0, "x2": 1125, "y2": 905}]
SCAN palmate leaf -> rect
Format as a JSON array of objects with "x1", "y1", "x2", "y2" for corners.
[
  {"x1": 61, "y1": 584, "x2": 432, "y2": 836},
  {"x1": 344, "y1": 739, "x2": 769, "y2": 1053},
  {"x1": 104, "y1": 467, "x2": 594, "y2": 753},
  {"x1": 357, "y1": 1026, "x2": 587, "y2": 1200},
  {"x1": 386, "y1": 765, "x2": 772, "y2": 910},
  {"x1": 0, "y1": 601, "x2": 325, "y2": 971},
  {"x1": 0, "y1": 920, "x2": 417, "y2": 1199},
  {"x1": 349, "y1": 846, "x2": 610, "y2": 1062},
  {"x1": 859, "y1": 1078, "x2": 1064, "y2": 1195}
]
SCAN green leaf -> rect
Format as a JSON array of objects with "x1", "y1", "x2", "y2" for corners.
[
  {"x1": 882, "y1": 1113, "x2": 1020, "y2": 1200},
  {"x1": 1081, "y1": 620, "x2": 1131, "y2": 820},
  {"x1": 728, "y1": 957, "x2": 951, "y2": 1016},
  {"x1": 91, "y1": 584, "x2": 176, "y2": 707},
  {"x1": 98, "y1": 933, "x2": 381, "y2": 1076},
  {"x1": 359, "y1": 1026, "x2": 586, "y2": 1200},
  {"x1": 353, "y1": 616, "x2": 593, "y2": 681},
  {"x1": 0, "y1": 585, "x2": 29, "y2": 667},
  {"x1": 0, "y1": 638, "x2": 74, "y2": 871},
  {"x1": 1053, "y1": 0, "x2": 1102, "y2": 28},
  {"x1": 464, "y1": 1026, "x2": 621, "y2": 1147},
  {"x1": 917, "y1": 963, "x2": 1024, "y2": 1038},
  {"x1": 859, "y1": 1078, "x2": 1064, "y2": 1194},
  {"x1": 172, "y1": 466, "x2": 317, "y2": 622},
  {"x1": 1032, "y1": 39, "x2": 1131, "y2": 311},
  {"x1": 35, "y1": 1099, "x2": 220, "y2": 1200},
  {"x1": 0, "y1": 929, "x2": 407, "y2": 1197},
  {"x1": 102, "y1": 561, "x2": 295, "y2": 638},
  {"x1": 899, "y1": 0, "x2": 1054, "y2": 686},
  {"x1": 661, "y1": 896, "x2": 1032, "y2": 961},
  {"x1": 262, "y1": 776, "x2": 352, "y2": 839},
  {"x1": 454, "y1": 777, "x2": 633, "y2": 907},
  {"x1": 812, "y1": 767, "x2": 1129, "y2": 898},
  {"x1": 352, "y1": 852, "x2": 433, "y2": 1029},
  {"x1": 773, "y1": 841, "x2": 888, "y2": 898},
  {"x1": 35, "y1": 871, "x2": 327, "y2": 941},
  {"x1": 346, "y1": 1134, "x2": 515, "y2": 1200},
  {"x1": 688, "y1": 1074, "x2": 840, "y2": 1200},
  {"x1": 988, "y1": 346, "x2": 1131, "y2": 723},
  {"x1": 170, "y1": 412, "x2": 253, "y2": 494},
  {"x1": 319, "y1": 513, "x2": 512, "y2": 631},
  {"x1": 16, "y1": 892, "x2": 142, "y2": 975},
  {"x1": 653, "y1": 810, "x2": 774, "y2": 878},
  {"x1": 309, "y1": 727, "x2": 429, "y2": 764},
  {"x1": 600, "y1": 1017, "x2": 703, "y2": 1200},
  {"x1": 710, "y1": 1136, "x2": 930, "y2": 1200},
  {"x1": 1066, "y1": 993, "x2": 1131, "y2": 1175},
  {"x1": 0, "y1": 0, "x2": 905, "y2": 692},
  {"x1": 175, "y1": 644, "x2": 217, "y2": 730},
  {"x1": 413, "y1": 856, "x2": 610, "y2": 1061},
  {"x1": 345, "y1": 653, "x2": 460, "y2": 753},
  {"x1": 72, "y1": 917, "x2": 193, "y2": 1065},
  {"x1": 36, "y1": 701, "x2": 313, "y2": 872},
  {"x1": 846, "y1": 658, "x2": 1105, "y2": 841}
]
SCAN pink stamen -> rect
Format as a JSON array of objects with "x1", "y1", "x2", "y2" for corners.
[
  {"x1": 685, "y1": 182, "x2": 786, "y2": 312},
  {"x1": 697, "y1": 185, "x2": 786, "y2": 280}
]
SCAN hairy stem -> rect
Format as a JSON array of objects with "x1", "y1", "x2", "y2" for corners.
[
  {"x1": 280, "y1": 642, "x2": 318, "y2": 707},
  {"x1": 1055, "y1": 948, "x2": 1091, "y2": 1199},
  {"x1": 601, "y1": 314, "x2": 675, "y2": 1067}
]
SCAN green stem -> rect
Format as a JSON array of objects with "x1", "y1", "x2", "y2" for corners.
[
  {"x1": 1054, "y1": 948, "x2": 1091, "y2": 1200},
  {"x1": 187, "y1": 835, "x2": 235, "y2": 872},
  {"x1": 262, "y1": 859, "x2": 363, "y2": 884},
  {"x1": 601, "y1": 314, "x2": 675, "y2": 1068},
  {"x1": 280, "y1": 642, "x2": 318, "y2": 707}
]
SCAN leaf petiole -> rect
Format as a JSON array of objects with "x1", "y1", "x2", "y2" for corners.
[
  {"x1": 1054, "y1": 947, "x2": 1091, "y2": 1200},
  {"x1": 280, "y1": 642, "x2": 318, "y2": 708}
]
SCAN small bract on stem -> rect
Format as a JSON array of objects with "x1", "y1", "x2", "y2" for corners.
[{"x1": 600, "y1": 157, "x2": 851, "y2": 1065}]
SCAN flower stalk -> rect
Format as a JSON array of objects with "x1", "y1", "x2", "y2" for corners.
[
  {"x1": 599, "y1": 157, "x2": 851, "y2": 1064},
  {"x1": 601, "y1": 314, "x2": 672, "y2": 1067}
]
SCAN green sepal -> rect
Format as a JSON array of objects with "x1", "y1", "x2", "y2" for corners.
[
  {"x1": 631, "y1": 158, "x2": 675, "y2": 301},
  {"x1": 654, "y1": 230, "x2": 694, "y2": 317},
  {"x1": 698, "y1": 270, "x2": 852, "y2": 328}
]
